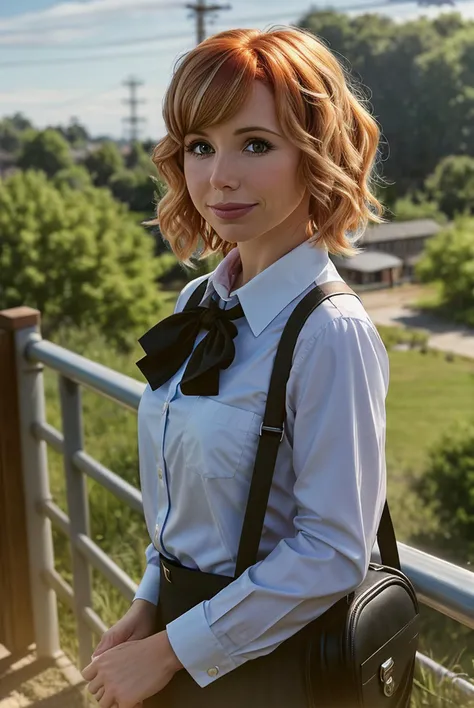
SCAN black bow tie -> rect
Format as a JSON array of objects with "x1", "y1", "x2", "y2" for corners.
[{"x1": 136, "y1": 296, "x2": 245, "y2": 396}]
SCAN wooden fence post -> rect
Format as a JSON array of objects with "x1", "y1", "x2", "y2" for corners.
[{"x1": 0, "y1": 307, "x2": 39, "y2": 654}]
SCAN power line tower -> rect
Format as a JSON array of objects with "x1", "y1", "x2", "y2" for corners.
[
  {"x1": 185, "y1": 0, "x2": 232, "y2": 45},
  {"x1": 122, "y1": 76, "x2": 146, "y2": 144}
]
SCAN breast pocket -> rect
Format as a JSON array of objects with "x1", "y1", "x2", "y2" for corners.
[{"x1": 181, "y1": 398, "x2": 262, "y2": 478}]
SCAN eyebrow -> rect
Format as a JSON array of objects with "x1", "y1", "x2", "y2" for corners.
[{"x1": 187, "y1": 126, "x2": 282, "y2": 138}]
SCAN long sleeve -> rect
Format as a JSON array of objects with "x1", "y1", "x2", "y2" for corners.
[{"x1": 165, "y1": 316, "x2": 389, "y2": 687}]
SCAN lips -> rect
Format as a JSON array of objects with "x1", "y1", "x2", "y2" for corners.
[{"x1": 210, "y1": 204, "x2": 257, "y2": 220}]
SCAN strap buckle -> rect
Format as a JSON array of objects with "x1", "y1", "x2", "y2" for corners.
[
  {"x1": 161, "y1": 561, "x2": 172, "y2": 583},
  {"x1": 259, "y1": 423, "x2": 284, "y2": 442}
]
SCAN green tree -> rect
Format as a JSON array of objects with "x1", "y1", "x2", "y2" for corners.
[
  {"x1": 390, "y1": 192, "x2": 447, "y2": 222},
  {"x1": 83, "y1": 141, "x2": 124, "y2": 187},
  {"x1": 298, "y1": 10, "x2": 474, "y2": 196},
  {"x1": 416, "y1": 215, "x2": 474, "y2": 325},
  {"x1": 425, "y1": 155, "x2": 474, "y2": 219},
  {"x1": 415, "y1": 421, "x2": 474, "y2": 566},
  {"x1": 0, "y1": 170, "x2": 171, "y2": 349},
  {"x1": 108, "y1": 169, "x2": 157, "y2": 213},
  {"x1": 17, "y1": 128, "x2": 73, "y2": 178},
  {"x1": 53, "y1": 164, "x2": 93, "y2": 190}
]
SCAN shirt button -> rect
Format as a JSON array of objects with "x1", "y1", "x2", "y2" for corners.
[
  {"x1": 162, "y1": 401, "x2": 169, "y2": 414},
  {"x1": 207, "y1": 666, "x2": 219, "y2": 678},
  {"x1": 154, "y1": 524, "x2": 160, "y2": 546},
  {"x1": 158, "y1": 467, "x2": 163, "y2": 481}
]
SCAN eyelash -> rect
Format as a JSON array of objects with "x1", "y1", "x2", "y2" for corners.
[{"x1": 183, "y1": 137, "x2": 275, "y2": 159}]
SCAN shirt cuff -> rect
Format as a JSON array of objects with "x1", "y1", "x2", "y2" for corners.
[
  {"x1": 133, "y1": 561, "x2": 161, "y2": 605},
  {"x1": 165, "y1": 601, "x2": 241, "y2": 687}
]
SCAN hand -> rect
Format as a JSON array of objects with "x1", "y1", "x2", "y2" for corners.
[
  {"x1": 92, "y1": 599, "x2": 157, "y2": 659},
  {"x1": 82, "y1": 630, "x2": 183, "y2": 707}
]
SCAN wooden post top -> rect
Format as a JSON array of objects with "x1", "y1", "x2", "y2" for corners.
[{"x1": 0, "y1": 307, "x2": 41, "y2": 331}]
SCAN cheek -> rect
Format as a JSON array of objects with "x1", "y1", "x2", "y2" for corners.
[{"x1": 258, "y1": 154, "x2": 303, "y2": 201}]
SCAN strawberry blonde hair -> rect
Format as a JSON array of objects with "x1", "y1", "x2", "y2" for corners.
[{"x1": 147, "y1": 26, "x2": 386, "y2": 264}]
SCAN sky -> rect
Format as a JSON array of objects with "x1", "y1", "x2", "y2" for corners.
[{"x1": 1, "y1": 0, "x2": 474, "y2": 140}]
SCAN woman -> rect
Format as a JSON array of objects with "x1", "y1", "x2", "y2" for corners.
[{"x1": 82, "y1": 26, "x2": 390, "y2": 708}]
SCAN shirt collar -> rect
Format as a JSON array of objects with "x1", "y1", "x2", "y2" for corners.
[{"x1": 202, "y1": 239, "x2": 343, "y2": 337}]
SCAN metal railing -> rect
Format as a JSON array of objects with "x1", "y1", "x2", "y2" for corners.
[{"x1": 12, "y1": 319, "x2": 474, "y2": 696}]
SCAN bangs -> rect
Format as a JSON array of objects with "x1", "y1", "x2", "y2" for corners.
[{"x1": 167, "y1": 48, "x2": 268, "y2": 139}]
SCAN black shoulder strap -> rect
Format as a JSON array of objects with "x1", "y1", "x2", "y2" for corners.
[
  {"x1": 234, "y1": 281, "x2": 400, "y2": 578},
  {"x1": 181, "y1": 277, "x2": 400, "y2": 575}
]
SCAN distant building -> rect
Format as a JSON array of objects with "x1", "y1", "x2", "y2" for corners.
[{"x1": 331, "y1": 218, "x2": 442, "y2": 288}]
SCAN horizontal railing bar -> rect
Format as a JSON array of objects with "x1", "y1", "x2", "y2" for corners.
[
  {"x1": 43, "y1": 567, "x2": 108, "y2": 637},
  {"x1": 416, "y1": 652, "x2": 474, "y2": 697},
  {"x1": 82, "y1": 606, "x2": 108, "y2": 638},
  {"x1": 33, "y1": 423, "x2": 143, "y2": 514},
  {"x1": 75, "y1": 533, "x2": 137, "y2": 603},
  {"x1": 42, "y1": 568, "x2": 74, "y2": 609},
  {"x1": 74, "y1": 450, "x2": 143, "y2": 515},
  {"x1": 32, "y1": 420, "x2": 64, "y2": 453},
  {"x1": 24, "y1": 334, "x2": 144, "y2": 412},
  {"x1": 398, "y1": 544, "x2": 474, "y2": 631},
  {"x1": 40, "y1": 499, "x2": 70, "y2": 536}
]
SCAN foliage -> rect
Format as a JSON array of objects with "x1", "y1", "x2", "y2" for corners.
[
  {"x1": 53, "y1": 164, "x2": 93, "y2": 190},
  {"x1": 0, "y1": 170, "x2": 173, "y2": 349},
  {"x1": 415, "y1": 420, "x2": 474, "y2": 566},
  {"x1": 50, "y1": 117, "x2": 90, "y2": 148},
  {"x1": 108, "y1": 168, "x2": 157, "y2": 213},
  {"x1": 298, "y1": 11, "x2": 474, "y2": 197},
  {"x1": 415, "y1": 215, "x2": 474, "y2": 326},
  {"x1": 17, "y1": 128, "x2": 74, "y2": 178},
  {"x1": 424, "y1": 155, "x2": 474, "y2": 219},
  {"x1": 376, "y1": 323, "x2": 429, "y2": 350},
  {"x1": 82, "y1": 140, "x2": 125, "y2": 187},
  {"x1": 389, "y1": 192, "x2": 448, "y2": 223},
  {"x1": 0, "y1": 112, "x2": 33, "y2": 153}
]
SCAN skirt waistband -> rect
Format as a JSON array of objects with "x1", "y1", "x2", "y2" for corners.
[{"x1": 158, "y1": 553, "x2": 234, "y2": 624}]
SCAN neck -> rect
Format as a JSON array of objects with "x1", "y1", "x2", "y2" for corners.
[{"x1": 235, "y1": 195, "x2": 312, "y2": 288}]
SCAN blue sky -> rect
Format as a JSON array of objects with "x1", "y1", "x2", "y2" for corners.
[{"x1": 2, "y1": 0, "x2": 474, "y2": 139}]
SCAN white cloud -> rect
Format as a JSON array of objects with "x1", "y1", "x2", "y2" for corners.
[{"x1": 0, "y1": 0, "x2": 180, "y2": 46}]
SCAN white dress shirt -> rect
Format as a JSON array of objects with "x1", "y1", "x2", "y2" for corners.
[{"x1": 134, "y1": 239, "x2": 389, "y2": 688}]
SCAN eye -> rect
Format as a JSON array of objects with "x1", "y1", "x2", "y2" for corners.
[{"x1": 184, "y1": 138, "x2": 275, "y2": 159}]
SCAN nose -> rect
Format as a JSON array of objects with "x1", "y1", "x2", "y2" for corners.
[{"x1": 209, "y1": 153, "x2": 240, "y2": 192}]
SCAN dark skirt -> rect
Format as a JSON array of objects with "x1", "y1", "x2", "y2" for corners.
[{"x1": 143, "y1": 554, "x2": 312, "y2": 708}]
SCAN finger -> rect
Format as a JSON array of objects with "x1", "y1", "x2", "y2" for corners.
[
  {"x1": 92, "y1": 634, "x2": 114, "y2": 658},
  {"x1": 98, "y1": 690, "x2": 116, "y2": 708},
  {"x1": 93, "y1": 686, "x2": 105, "y2": 702},
  {"x1": 87, "y1": 675, "x2": 103, "y2": 695},
  {"x1": 82, "y1": 660, "x2": 99, "y2": 681}
]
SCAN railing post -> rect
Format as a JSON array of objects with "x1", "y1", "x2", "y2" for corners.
[
  {"x1": 59, "y1": 375, "x2": 94, "y2": 669},
  {"x1": 0, "y1": 306, "x2": 60, "y2": 658}
]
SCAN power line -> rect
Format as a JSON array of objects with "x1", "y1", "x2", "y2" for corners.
[
  {"x1": 3, "y1": 29, "x2": 195, "y2": 52},
  {"x1": 0, "y1": 2, "x2": 188, "y2": 37},
  {"x1": 0, "y1": 0, "x2": 427, "y2": 69},
  {"x1": 185, "y1": 0, "x2": 231, "y2": 44}
]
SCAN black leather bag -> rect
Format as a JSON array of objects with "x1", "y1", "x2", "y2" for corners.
[{"x1": 155, "y1": 278, "x2": 420, "y2": 708}]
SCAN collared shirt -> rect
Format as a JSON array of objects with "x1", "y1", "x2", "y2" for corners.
[{"x1": 134, "y1": 239, "x2": 389, "y2": 688}]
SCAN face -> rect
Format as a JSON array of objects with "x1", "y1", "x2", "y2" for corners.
[{"x1": 183, "y1": 80, "x2": 310, "y2": 248}]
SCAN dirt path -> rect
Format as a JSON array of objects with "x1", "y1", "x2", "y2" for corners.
[{"x1": 360, "y1": 285, "x2": 474, "y2": 359}]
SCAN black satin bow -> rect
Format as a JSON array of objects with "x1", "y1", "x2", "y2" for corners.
[{"x1": 136, "y1": 297, "x2": 245, "y2": 396}]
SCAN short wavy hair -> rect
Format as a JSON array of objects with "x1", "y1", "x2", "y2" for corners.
[{"x1": 146, "y1": 26, "x2": 386, "y2": 264}]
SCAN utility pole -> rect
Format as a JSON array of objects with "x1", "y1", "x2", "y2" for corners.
[
  {"x1": 185, "y1": 0, "x2": 232, "y2": 45},
  {"x1": 122, "y1": 76, "x2": 146, "y2": 144}
]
